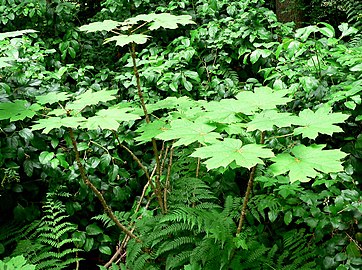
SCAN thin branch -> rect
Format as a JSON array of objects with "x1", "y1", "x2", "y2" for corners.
[
  {"x1": 68, "y1": 128, "x2": 139, "y2": 241},
  {"x1": 236, "y1": 132, "x2": 265, "y2": 234},
  {"x1": 130, "y1": 42, "x2": 164, "y2": 213},
  {"x1": 164, "y1": 143, "x2": 174, "y2": 213}
]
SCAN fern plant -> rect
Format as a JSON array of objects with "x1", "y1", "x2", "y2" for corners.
[{"x1": 10, "y1": 193, "x2": 81, "y2": 270}]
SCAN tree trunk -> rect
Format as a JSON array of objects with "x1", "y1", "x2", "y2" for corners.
[{"x1": 275, "y1": 0, "x2": 305, "y2": 28}]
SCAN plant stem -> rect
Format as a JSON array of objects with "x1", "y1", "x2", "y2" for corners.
[
  {"x1": 236, "y1": 132, "x2": 265, "y2": 234},
  {"x1": 130, "y1": 42, "x2": 164, "y2": 213},
  {"x1": 68, "y1": 128, "x2": 139, "y2": 241}
]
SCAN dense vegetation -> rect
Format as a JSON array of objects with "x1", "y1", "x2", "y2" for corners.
[{"x1": 0, "y1": 0, "x2": 361, "y2": 269}]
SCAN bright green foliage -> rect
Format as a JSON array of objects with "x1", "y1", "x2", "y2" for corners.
[
  {"x1": 191, "y1": 138, "x2": 274, "y2": 170},
  {"x1": 105, "y1": 34, "x2": 151, "y2": 47},
  {"x1": 269, "y1": 144, "x2": 347, "y2": 182},
  {"x1": 0, "y1": 29, "x2": 37, "y2": 40},
  {"x1": 0, "y1": 100, "x2": 42, "y2": 121},
  {"x1": 0, "y1": 255, "x2": 36, "y2": 270},
  {"x1": 32, "y1": 116, "x2": 86, "y2": 133},
  {"x1": 35, "y1": 92, "x2": 72, "y2": 105},
  {"x1": 156, "y1": 119, "x2": 221, "y2": 146},
  {"x1": 78, "y1": 20, "x2": 122, "y2": 32},
  {"x1": 293, "y1": 107, "x2": 349, "y2": 139},
  {"x1": 247, "y1": 110, "x2": 298, "y2": 131},
  {"x1": 135, "y1": 120, "x2": 169, "y2": 144},
  {"x1": 66, "y1": 89, "x2": 118, "y2": 111}
]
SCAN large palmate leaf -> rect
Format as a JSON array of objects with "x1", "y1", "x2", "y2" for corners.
[
  {"x1": 125, "y1": 13, "x2": 195, "y2": 30},
  {"x1": 191, "y1": 138, "x2": 274, "y2": 170},
  {"x1": 203, "y1": 99, "x2": 251, "y2": 123},
  {"x1": 135, "y1": 120, "x2": 170, "y2": 144},
  {"x1": 269, "y1": 144, "x2": 347, "y2": 182},
  {"x1": 104, "y1": 34, "x2": 151, "y2": 47},
  {"x1": 0, "y1": 29, "x2": 37, "y2": 40},
  {"x1": 247, "y1": 110, "x2": 298, "y2": 131},
  {"x1": 0, "y1": 100, "x2": 42, "y2": 121},
  {"x1": 66, "y1": 89, "x2": 117, "y2": 111},
  {"x1": 36, "y1": 92, "x2": 72, "y2": 105},
  {"x1": 235, "y1": 87, "x2": 292, "y2": 112},
  {"x1": 32, "y1": 117, "x2": 86, "y2": 134},
  {"x1": 79, "y1": 20, "x2": 121, "y2": 32},
  {"x1": 81, "y1": 108, "x2": 141, "y2": 130},
  {"x1": 293, "y1": 107, "x2": 349, "y2": 139},
  {"x1": 156, "y1": 119, "x2": 221, "y2": 146}
]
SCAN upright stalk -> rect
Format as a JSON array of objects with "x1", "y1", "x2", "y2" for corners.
[
  {"x1": 68, "y1": 128, "x2": 139, "y2": 241},
  {"x1": 130, "y1": 42, "x2": 164, "y2": 213},
  {"x1": 237, "y1": 132, "x2": 265, "y2": 234}
]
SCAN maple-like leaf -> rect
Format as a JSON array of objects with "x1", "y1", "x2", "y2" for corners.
[
  {"x1": 191, "y1": 138, "x2": 274, "y2": 170},
  {"x1": 135, "y1": 120, "x2": 170, "y2": 144},
  {"x1": 293, "y1": 107, "x2": 349, "y2": 139},
  {"x1": 236, "y1": 87, "x2": 293, "y2": 112},
  {"x1": 247, "y1": 110, "x2": 298, "y2": 131},
  {"x1": 81, "y1": 108, "x2": 141, "y2": 130},
  {"x1": 203, "y1": 99, "x2": 250, "y2": 123},
  {"x1": 269, "y1": 144, "x2": 347, "y2": 182},
  {"x1": 104, "y1": 34, "x2": 150, "y2": 47},
  {"x1": 156, "y1": 119, "x2": 221, "y2": 146},
  {"x1": 32, "y1": 117, "x2": 86, "y2": 133},
  {"x1": 0, "y1": 100, "x2": 42, "y2": 121},
  {"x1": 36, "y1": 92, "x2": 72, "y2": 105},
  {"x1": 79, "y1": 20, "x2": 121, "y2": 32},
  {"x1": 125, "y1": 13, "x2": 195, "y2": 30},
  {"x1": 66, "y1": 89, "x2": 117, "y2": 111}
]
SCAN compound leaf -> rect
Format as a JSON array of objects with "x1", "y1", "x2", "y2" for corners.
[
  {"x1": 269, "y1": 144, "x2": 347, "y2": 182},
  {"x1": 156, "y1": 119, "x2": 221, "y2": 146},
  {"x1": 293, "y1": 107, "x2": 349, "y2": 139},
  {"x1": 191, "y1": 138, "x2": 274, "y2": 170}
]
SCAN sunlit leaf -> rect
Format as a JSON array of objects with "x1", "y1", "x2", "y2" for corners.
[
  {"x1": 66, "y1": 89, "x2": 117, "y2": 111},
  {"x1": 269, "y1": 144, "x2": 347, "y2": 182},
  {"x1": 32, "y1": 116, "x2": 86, "y2": 133},
  {"x1": 156, "y1": 119, "x2": 221, "y2": 146},
  {"x1": 79, "y1": 20, "x2": 121, "y2": 32},
  {"x1": 191, "y1": 138, "x2": 274, "y2": 170},
  {"x1": 36, "y1": 92, "x2": 72, "y2": 105},
  {"x1": 135, "y1": 120, "x2": 169, "y2": 144},
  {"x1": 104, "y1": 34, "x2": 150, "y2": 47},
  {"x1": 293, "y1": 107, "x2": 349, "y2": 139},
  {"x1": 247, "y1": 110, "x2": 298, "y2": 131},
  {"x1": 0, "y1": 100, "x2": 42, "y2": 121},
  {"x1": 0, "y1": 29, "x2": 37, "y2": 40}
]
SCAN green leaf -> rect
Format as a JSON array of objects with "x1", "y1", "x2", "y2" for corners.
[
  {"x1": 0, "y1": 29, "x2": 37, "y2": 40},
  {"x1": 191, "y1": 138, "x2": 274, "y2": 170},
  {"x1": 126, "y1": 13, "x2": 195, "y2": 30},
  {"x1": 235, "y1": 87, "x2": 293, "y2": 113},
  {"x1": 269, "y1": 144, "x2": 347, "y2": 182},
  {"x1": 39, "y1": 151, "x2": 55, "y2": 164},
  {"x1": 32, "y1": 116, "x2": 86, "y2": 133},
  {"x1": 66, "y1": 89, "x2": 117, "y2": 111},
  {"x1": 0, "y1": 100, "x2": 42, "y2": 121},
  {"x1": 79, "y1": 20, "x2": 121, "y2": 32},
  {"x1": 86, "y1": 223, "x2": 103, "y2": 235},
  {"x1": 318, "y1": 23, "x2": 335, "y2": 38},
  {"x1": 293, "y1": 107, "x2": 349, "y2": 139},
  {"x1": 99, "y1": 246, "x2": 112, "y2": 255},
  {"x1": 135, "y1": 120, "x2": 169, "y2": 144},
  {"x1": 284, "y1": 211, "x2": 293, "y2": 225},
  {"x1": 36, "y1": 92, "x2": 72, "y2": 105},
  {"x1": 338, "y1": 23, "x2": 358, "y2": 38},
  {"x1": 104, "y1": 34, "x2": 150, "y2": 47},
  {"x1": 247, "y1": 110, "x2": 298, "y2": 131},
  {"x1": 156, "y1": 119, "x2": 221, "y2": 146},
  {"x1": 81, "y1": 107, "x2": 141, "y2": 130}
]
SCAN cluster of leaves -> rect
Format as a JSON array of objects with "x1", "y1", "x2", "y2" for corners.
[{"x1": 0, "y1": 0, "x2": 362, "y2": 269}]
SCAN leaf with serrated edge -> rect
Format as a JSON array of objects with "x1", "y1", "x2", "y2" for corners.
[
  {"x1": 32, "y1": 117, "x2": 86, "y2": 133},
  {"x1": 247, "y1": 110, "x2": 298, "y2": 131},
  {"x1": 191, "y1": 138, "x2": 274, "y2": 170},
  {"x1": 293, "y1": 106, "x2": 349, "y2": 139},
  {"x1": 0, "y1": 100, "x2": 42, "y2": 121},
  {"x1": 236, "y1": 87, "x2": 292, "y2": 112},
  {"x1": 104, "y1": 34, "x2": 150, "y2": 47},
  {"x1": 269, "y1": 144, "x2": 347, "y2": 182},
  {"x1": 135, "y1": 120, "x2": 169, "y2": 144},
  {"x1": 156, "y1": 119, "x2": 221, "y2": 146},
  {"x1": 79, "y1": 20, "x2": 121, "y2": 32},
  {"x1": 36, "y1": 92, "x2": 72, "y2": 105},
  {"x1": 81, "y1": 108, "x2": 140, "y2": 130},
  {"x1": 66, "y1": 89, "x2": 117, "y2": 111}
]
